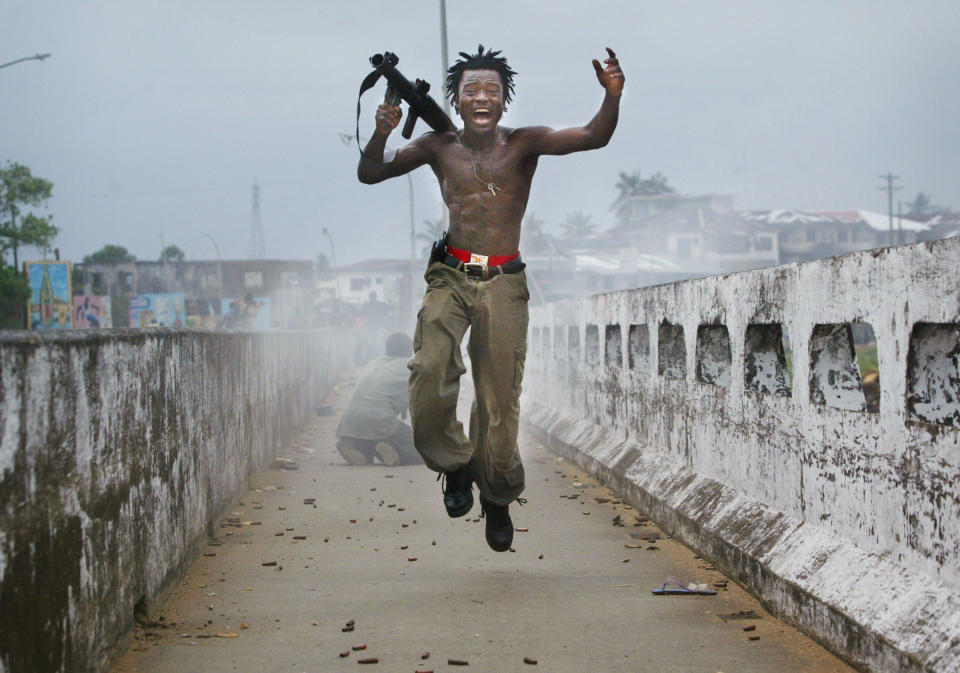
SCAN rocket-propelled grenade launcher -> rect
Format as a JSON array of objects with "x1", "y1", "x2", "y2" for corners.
[{"x1": 356, "y1": 51, "x2": 456, "y2": 150}]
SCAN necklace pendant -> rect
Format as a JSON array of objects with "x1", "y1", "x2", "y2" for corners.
[{"x1": 488, "y1": 183, "x2": 497, "y2": 196}]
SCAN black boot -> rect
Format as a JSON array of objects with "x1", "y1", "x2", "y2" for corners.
[
  {"x1": 440, "y1": 465, "x2": 473, "y2": 518},
  {"x1": 480, "y1": 497, "x2": 513, "y2": 552}
]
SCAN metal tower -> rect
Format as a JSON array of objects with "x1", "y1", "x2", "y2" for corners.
[{"x1": 248, "y1": 181, "x2": 265, "y2": 259}]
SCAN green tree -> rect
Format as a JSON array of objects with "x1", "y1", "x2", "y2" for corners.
[
  {"x1": 84, "y1": 244, "x2": 136, "y2": 264},
  {"x1": 0, "y1": 264, "x2": 30, "y2": 328},
  {"x1": 159, "y1": 244, "x2": 185, "y2": 262},
  {"x1": 904, "y1": 191, "x2": 951, "y2": 218},
  {"x1": 560, "y1": 210, "x2": 597, "y2": 238},
  {"x1": 0, "y1": 162, "x2": 58, "y2": 270}
]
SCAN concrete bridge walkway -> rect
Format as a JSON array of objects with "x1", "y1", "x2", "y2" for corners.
[{"x1": 111, "y1": 379, "x2": 852, "y2": 673}]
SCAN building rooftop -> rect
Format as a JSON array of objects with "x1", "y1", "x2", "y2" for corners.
[
  {"x1": 610, "y1": 207, "x2": 771, "y2": 236},
  {"x1": 741, "y1": 208, "x2": 929, "y2": 233},
  {"x1": 817, "y1": 210, "x2": 928, "y2": 232}
]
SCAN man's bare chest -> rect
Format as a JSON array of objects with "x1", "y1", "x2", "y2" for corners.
[{"x1": 433, "y1": 136, "x2": 533, "y2": 199}]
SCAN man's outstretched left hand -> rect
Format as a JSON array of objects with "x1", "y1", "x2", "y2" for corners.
[{"x1": 592, "y1": 47, "x2": 624, "y2": 96}]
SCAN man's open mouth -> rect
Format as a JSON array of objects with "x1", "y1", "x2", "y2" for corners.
[{"x1": 473, "y1": 109, "x2": 491, "y2": 119}]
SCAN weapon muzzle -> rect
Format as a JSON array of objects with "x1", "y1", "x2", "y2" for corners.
[{"x1": 369, "y1": 52, "x2": 398, "y2": 68}]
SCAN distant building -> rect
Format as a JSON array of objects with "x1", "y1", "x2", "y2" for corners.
[
  {"x1": 741, "y1": 209, "x2": 873, "y2": 262},
  {"x1": 915, "y1": 212, "x2": 960, "y2": 242},
  {"x1": 613, "y1": 192, "x2": 734, "y2": 225},
  {"x1": 819, "y1": 210, "x2": 929, "y2": 247},
  {"x1": 315, "y1": 258, "x2": 418, "y2": 305},
  {"x1": 606, "y1": 207, "x2": 778, "y2": 271},
  {"x1": 314, "y1": 258, "x2": 422, "y2": 332},
  {"x1": 523, "y1": 204, "x2": 777, "y2": 300},
  {"x1": 740, "y1": 209, "x2": 930, "y2": 263},
  {"x1": 78, "y1": 259, "x2": 314, "y2": 329}
]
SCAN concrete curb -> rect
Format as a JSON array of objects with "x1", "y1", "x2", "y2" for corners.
[{"x1": 523, "y1": 402, "x2": 960, "y2": 673}]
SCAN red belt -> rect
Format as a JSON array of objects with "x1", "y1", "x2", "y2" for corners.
[{"x1": 446, "y1": 246, "x2": 519, "y2": 266}]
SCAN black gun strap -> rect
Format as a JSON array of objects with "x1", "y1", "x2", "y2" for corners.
[{"x1": 356, "y1": 69, "x2": 383, "y2": 155}]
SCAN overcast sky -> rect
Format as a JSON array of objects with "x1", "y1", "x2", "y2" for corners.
[{"x1": 3, "y1": 1, "x2": 959, "y2": 266}]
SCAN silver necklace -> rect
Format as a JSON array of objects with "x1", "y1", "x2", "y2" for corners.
[{"x1": 458, "y1": 134, "x2": 504, "y2": 196}]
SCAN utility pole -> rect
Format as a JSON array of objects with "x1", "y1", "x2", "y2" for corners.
[
  {"x1": 321, "y1": 227, "x2": 337, "y2": 269},
  {"x1": 877, "y1": 173, "x2": 902, "y2": 247},
  {"x1": 439, "y1": 0, "x2": 451, "y2": 230},
  {"x1": 897, "y1": 201, "x2": 903, "y2": 245},
  {"x1": 248, "y1": 181, "x2": 265, "y2": 259},
  {"x1": 202, "y1": 233, "x2": 223, "y2": 297},
  {"x1": 439, "y1": 0, "x2": 451, "y2": 118}
]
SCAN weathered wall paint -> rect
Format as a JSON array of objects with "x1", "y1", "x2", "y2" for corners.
[
  {"x1": 695, "y1": 325, "x2": 731, "y2": 386},
  {"x1": 907, "y1": 323, "x2": 960, "y2": 426},
  {"x1": 809, "y1": 323, "x2": 865, "y2": 411},
  {"x1": 523, "y1": 237, "x2": 960, "y2": 673},
  {"x1": 0, "y1": 328, "x2": 352, "y2": 673}
]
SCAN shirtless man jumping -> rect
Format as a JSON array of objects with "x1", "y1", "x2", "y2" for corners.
[{"x1": 357, "y1": 45, "x2": 624, "y2": 552}]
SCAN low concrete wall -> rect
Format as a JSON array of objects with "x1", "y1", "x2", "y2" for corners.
[
  {"x1": 0, "y1": 328, "x2": 352, "y2": 673},
  {"x1": 522, "y1": 237, "x2": 960, "y2": 673}
]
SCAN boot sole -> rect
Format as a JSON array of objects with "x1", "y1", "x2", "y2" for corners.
[
  {"x1": 444, "y1": 492, "x2": 474, "y2": 518},
  {"x1": 373, "y1": 442, "x2": 400, "y2": 467},
  {"x1": 339, "y1": 447, "x2": 369, "y2": 466},
  {"x1": 485, "y1": 533, "x2": 512, "y2": 552},
  {"x1": 336, "y1": 438, "x2": 369, "y2": 466}
]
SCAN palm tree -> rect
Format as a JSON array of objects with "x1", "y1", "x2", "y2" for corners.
[
  {"x1": 417, "y1": 216, "x2": 445, "y2": 256},
  {"x1": 646, "y1": 172, "x2": 674, "y2": 195},
  {"x1": 521, "y1": 212, "x2": 550, "y2": 251},
  {"x1": 612, "y1": 169, "x2": 675, "y2": 208},
  {"x1": 560, "y1": 210, "x2": 596, "y2": 238},
  {"x1": 613, "y1": 170, "x2": 643, "y2": 207}
]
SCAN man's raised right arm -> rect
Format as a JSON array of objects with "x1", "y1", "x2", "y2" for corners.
[{"x1": 357, "y1": 103, "x2": 433, "y2": 184}]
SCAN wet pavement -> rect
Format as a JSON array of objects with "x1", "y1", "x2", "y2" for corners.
[{"x1": 111, "y1": 375, "x2": 853, "y2": 673}]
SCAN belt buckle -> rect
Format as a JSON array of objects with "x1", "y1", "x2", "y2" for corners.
[{"x1": 464, "y1": 253, "x2": 488, "y2": 277}]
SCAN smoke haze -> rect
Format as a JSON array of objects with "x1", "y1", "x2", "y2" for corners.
[{"x1": 3, "y1": 0, "x2": 958, "y2": 265}]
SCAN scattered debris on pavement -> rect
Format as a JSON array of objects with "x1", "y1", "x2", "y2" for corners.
[
  {"x1": 271, "y1": 457, "x2": 299, "y2": 470},
  {"x1": 652, "y1": 576, "x2": 717, "y2": 596}
]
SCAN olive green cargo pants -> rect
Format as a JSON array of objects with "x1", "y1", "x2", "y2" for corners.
[{"x1": 408, "y1": 261, "x2": 529, "y2": 506}]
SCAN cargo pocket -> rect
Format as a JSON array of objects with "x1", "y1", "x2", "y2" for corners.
[
  {"x1": 512, "y1": 272, "x2": 530, "y2": 301},
  {"x1": 512, "y1": 345, "x2": 527, "y2": 394}
]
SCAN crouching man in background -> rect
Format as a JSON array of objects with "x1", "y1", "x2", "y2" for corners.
[{"x1": 336, "y1": 332, "x2": 423, "y2": 467}]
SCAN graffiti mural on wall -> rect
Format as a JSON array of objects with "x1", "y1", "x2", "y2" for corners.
[
  {"x1": 221, "y1": 295, "x2": 271, "y2": 330},
  {"x1": 185, "y1": 299, "x2": 222, "y2": 329},
  {"x1": 73, "y1": 295, "x2": 112, "y2": 328},
  {"x1": 129, "y1": 293, "x2": 186, "y2": 327},
  {"x1": 25, "y1": 261, "x2": 73, "y2": 330}
]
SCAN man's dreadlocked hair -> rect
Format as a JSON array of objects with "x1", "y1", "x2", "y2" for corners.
[{"x1": 445, "y1": 44, "x2": 517, "y2": 113}]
